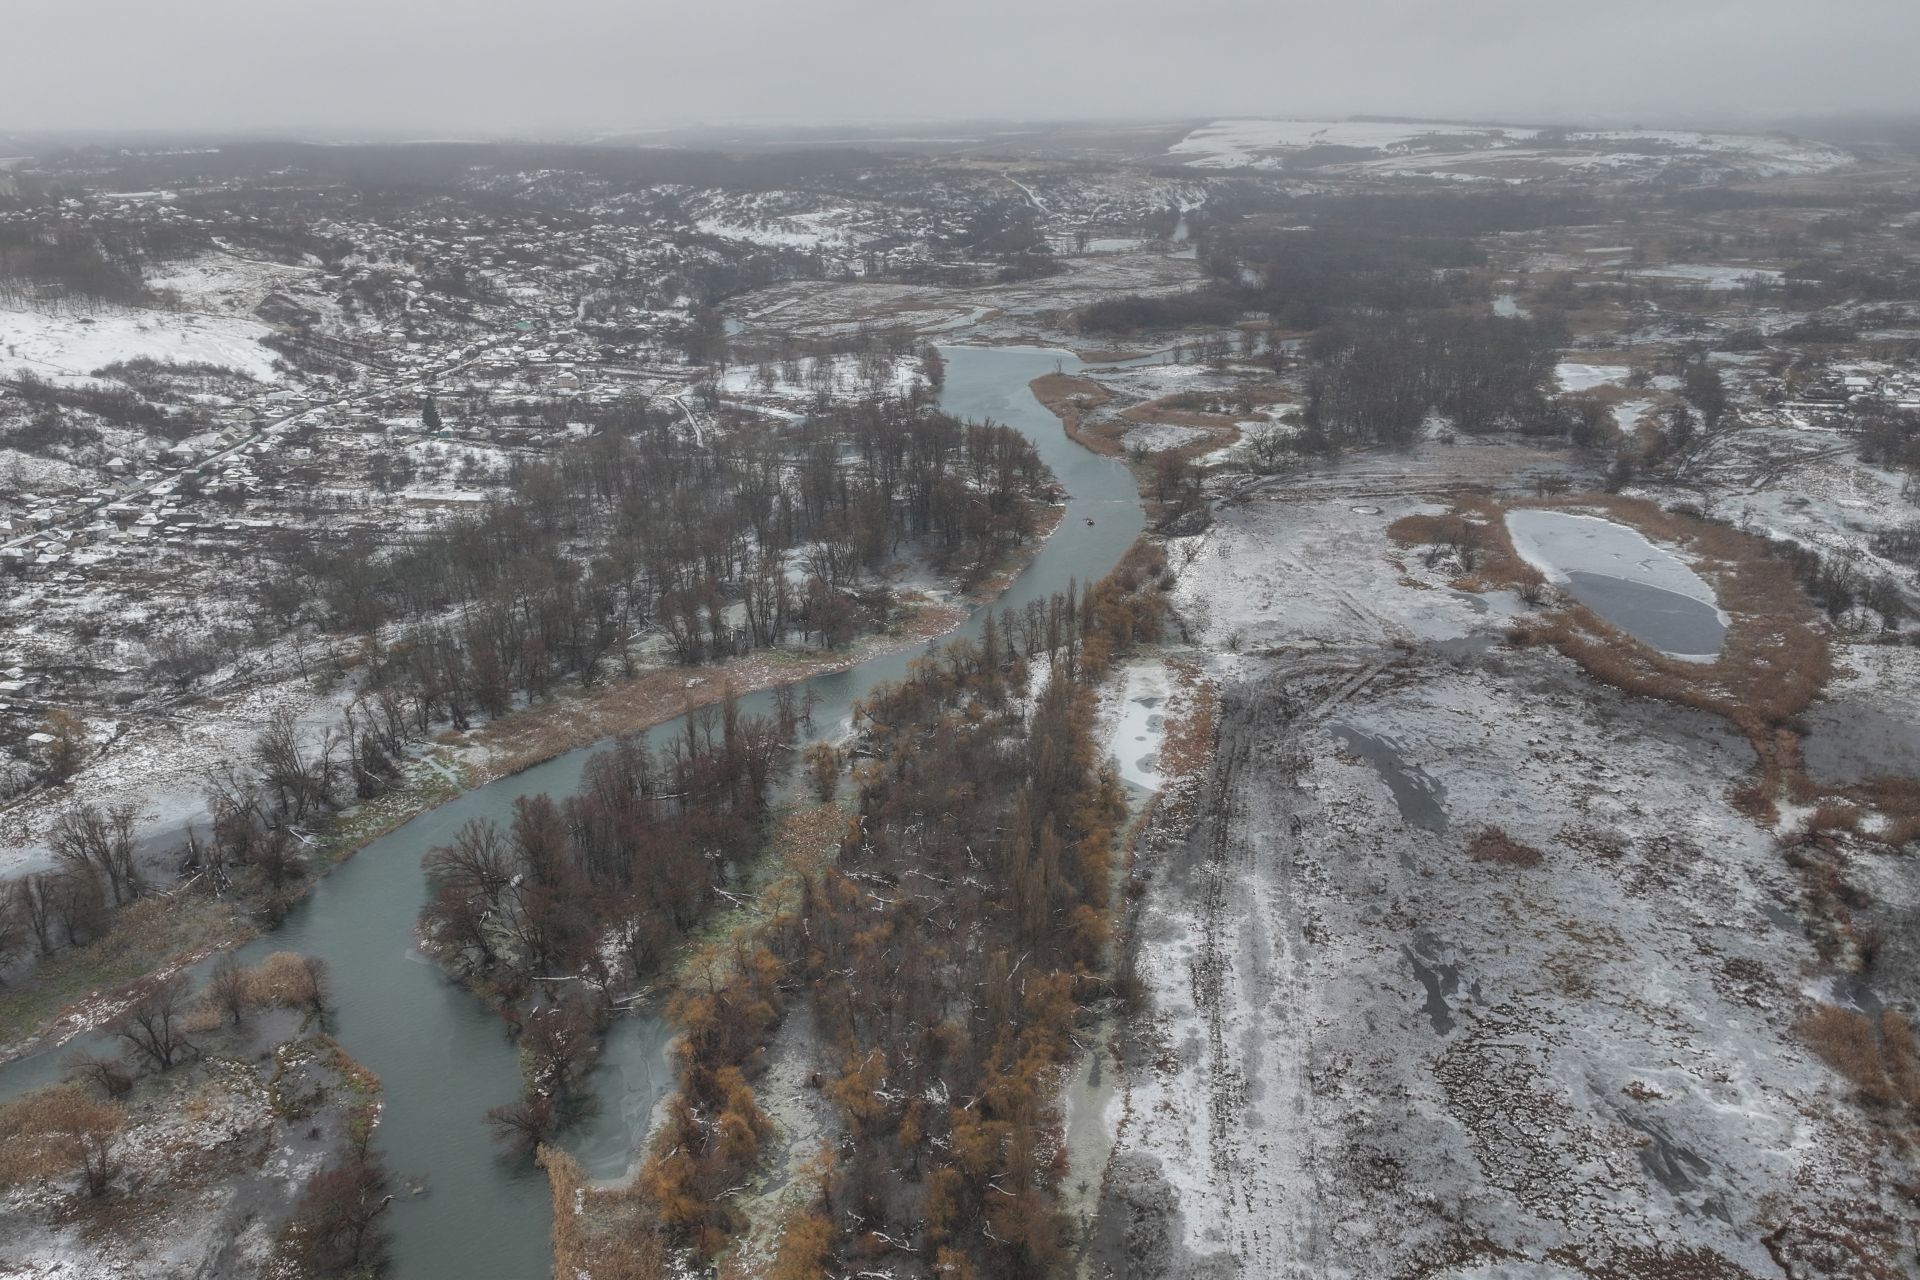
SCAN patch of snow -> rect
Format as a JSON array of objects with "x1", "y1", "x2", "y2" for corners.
[
  {"x1": 0, "y1": 303, "x2": 280, "y2": 383},
  {"x1": 1555, "y1": 362, "x2": 1631, "y2": 392}
]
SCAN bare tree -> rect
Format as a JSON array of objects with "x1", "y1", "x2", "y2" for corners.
[
  {"x1": 0, "y1": 895, "x2": 22, "y2": 979},
  {"x1": 114, "y1": 975, "x2": 194, "y2": 1073},
  {"x1": 486, "y1": 1094, "x2": 554, "y2": 1152},
  {"x1": 60, "y1": 1049, "x2": 134, "y2": 1100},
  {"x1": 48, "y1": 804, "x2": 142, "y2": 906},
  {"x1": 287, "y1": 1155, "x2": 392, "y2": 1272},
  {"x1": 7, "y1": 874, "x2": 56, "y2": 956},
  {"x1": 522, "y1": 998, "x2": 600, "y2": 1097},
  {"x1": 804, "y1": 742, "x2": 842, "y2": 802},
  {"x1": 423, "y1": 819, "x2": 512, "y2": 909},
  {"x1": 47, "y1": 870, "x2": 108, "y2": 948},
  {"x1": 206, "y1": 954, "x2": 255, "y2": 1028},
  {"x1": 254, "y1": 708, "x2": 339, "y2": 822}
]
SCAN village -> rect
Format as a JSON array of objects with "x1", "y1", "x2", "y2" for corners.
[{"x1": 0, "y1": 113, "x2": 1919, "y2": 1278}]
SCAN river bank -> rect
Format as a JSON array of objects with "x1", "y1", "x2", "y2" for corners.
[
  {"x1": 0, "y1": 344, "x2": 1146, "y2": 1280},
  {"x1": 0, "y1": 505, "x2": 1067, "y2": 1070}
]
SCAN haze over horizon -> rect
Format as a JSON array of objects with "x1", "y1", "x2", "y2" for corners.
[{"x1": 6, "y1": 0, "x2": 1919, "y2": 139}]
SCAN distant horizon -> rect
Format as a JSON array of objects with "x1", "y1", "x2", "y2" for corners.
[
  {"x1": 6, "y1": 106, "x2": 1919, "y2": 153},
  {"x1": 6, "y1": 0, "x2": 1918, "y2": 139}
]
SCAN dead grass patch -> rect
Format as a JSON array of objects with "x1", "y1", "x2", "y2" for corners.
[
  {"x1": 1467, "y1": 826, "x2": 1545, "y2": 868},
  {"x1": 1806, "y1": 803, "x2": 1864, "y2": 835},
  {"x1": 1118, "y1": 399, "x2": 1240, "y2": 432},
  {"x1": 1546, "y1": 1243, "x2": 1766, "y2": 1280},
  {"x1": 538, "y1": 1145, "x2": 666, "y2": 1280},
  {"x1": 1158, "y1": 659, "x2": 1219, "y2": 782},
  {"x1": 1028, "y1": 373, "x2": 1119, "y2": 456},
  {"x1": 1796, "y1": 1004, "x2": 1920, "y2": 1117}
]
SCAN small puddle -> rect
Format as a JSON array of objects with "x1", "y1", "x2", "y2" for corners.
[
  {"x1": 1506, "y1": 509, "x2": 1726, "y2": 658},
  {"x1": 1800, "y1": 702, "x2": 1920, "y2": 786},
  {"x1": 1632, "y1": 1117, "x2": 1713, "y2": 1195},
  {"x1": 1835, "y1": 973, "x2": 1885, "y2": 1019},
  {"x1": 1330, "y1": 723, "x2": 1447, "y2": 832},
  {"x1": 1401, "y1": 933, "x2": 1461, "y2": 1034},
  {"x1": 1433, "y1": 634, "x2": 1497, "y2": 659}
]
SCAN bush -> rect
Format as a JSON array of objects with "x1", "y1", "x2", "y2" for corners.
[{"x1": 1467, "y1": 826, "x2": 1544, "y2": 867}]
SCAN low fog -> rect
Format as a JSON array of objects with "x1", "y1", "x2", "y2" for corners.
[{"x1": 6, "y1": 0, "x2": 1918, "y2": 137}]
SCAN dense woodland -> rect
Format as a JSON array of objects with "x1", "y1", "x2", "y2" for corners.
[
  {"x1": 0, "y1": 389, "x2": 1054, "y2": 988},
  {"x1": 261, "y1": 390, "x2": 1051, "y2": 720},
  {"x1": 418, "y1": 686, "x2": 802, "y2": 1147},
  {"x1": 587, "y1": 548, "x2": 1174, "y2": 1277}
]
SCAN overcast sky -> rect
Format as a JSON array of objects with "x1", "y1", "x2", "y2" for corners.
[{"x1": 6, "y1": 0, "x2": 1918, "y2": 138}]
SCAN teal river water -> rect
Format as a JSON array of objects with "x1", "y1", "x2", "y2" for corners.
[{"x1": 0, "y1": 346, "x2": 1145, "y2": 1279}]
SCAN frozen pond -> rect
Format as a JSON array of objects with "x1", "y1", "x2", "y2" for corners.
[
  {"x1": 1506, "y1": 509, "x2": 1726, "y2": 658},
  {"x1": 1110, "y1": 661, "x2": 1169, "y2": 791}
]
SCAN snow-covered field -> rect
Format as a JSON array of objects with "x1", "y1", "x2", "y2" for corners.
[
  {"x1": 0, "y1": 302, "x2": 280, "y2": 382},
  {"x1": 1121, "y1": 422, "x2": 1212, "y2": 453},
  {"x1": 1097, "y1": 443, "x2": 1915, "y2": 1275},
  {"x1": 145, "y1": 249, "x2": 323, "y2": 316},
  {"x1": 1168, "y1": 118, "x2": 1538, "y2": 168},
  {"x1": 0, "y1": 674, "x2": 360, "y2": 875},
  {"x1": 1630, "y1": 264, "x2": 1784, "y2": 290},
  {"x1": 1166, "y1": 119, "x2": 1853, "y2": 183},
  {"x1": 1556, "y1": 361, "x2": 1632, "y2": 392},
  {"x1": 716, "y1": 352, "x2": 923, "y2": 400}
]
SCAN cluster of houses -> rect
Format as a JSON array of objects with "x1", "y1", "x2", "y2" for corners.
[
  {"x1": 1790, "y1": 365, "x2": 1920, "y2": 413},
  {"x1": 1, "y1": 443, "x2": 285, "y2": 577}
]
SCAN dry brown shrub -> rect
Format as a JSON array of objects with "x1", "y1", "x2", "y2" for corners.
[
  {"x1": 1880, "y1": 813, "x2": 1920, "y2": 847},
  {"x1": 1028, "y1": 373, "x2": 1120, "y2": 456},
  {"x1": 1843, "y1": 775, "x2": 1920, "y2": 848},
  {"x1": 1797, "y1": 1005, "x2": 1895, "y2": 1107},
  {"x1": 1387, "y1": 513, "x2": 1478, "y2": 548},
  {"x1": 1728, "y1": 783, "x2": 1779, "y2": 826},
  {"x1": 248, "y1": 952, "x2": 324, "y2": 1011},
  {"x1": 1467, "y1": 826, "x2": 1544, "y2": 868},
  {"x1": 0, "y1": 1084, "x2": 125, "y2": 1194},
  {"x1": 1806, "y1": 804, "x2": 1863, "y2": 835},
  {"x1": 1880, "y1": 1010, "x2": 1920, "y2": 1110},
  {"x1": 539, "y1": 1145, "x2": 667, "y2": 1280}
]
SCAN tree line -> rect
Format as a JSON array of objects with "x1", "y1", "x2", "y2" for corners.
[
  {"x1": 241, "y1": 392, "x2": 1050, "y2": 724},
  {"x1": 600, "y1": 545, "x2": 1174, "y2": 1276}
]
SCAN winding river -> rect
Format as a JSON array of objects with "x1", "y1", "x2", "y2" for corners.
[{"x1": 0, "y1": 345, "x2": 1144, "y2": 1279}]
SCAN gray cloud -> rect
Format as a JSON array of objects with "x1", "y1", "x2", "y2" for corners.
[{"x1": 5, "y1": 0, "x2": 1916, "y2": 136}]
